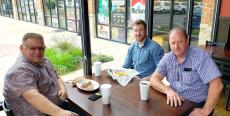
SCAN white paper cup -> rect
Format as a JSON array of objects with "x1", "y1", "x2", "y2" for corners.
[
  {"x1": 139, "y1": 81, "x2": 150, "y2": 100},
  {"x1": 100, "y1": 84, "x2": 112, "y2": 105},
  {"x1": 94, "y1": 62, "x2": 102, "y2": 76}
]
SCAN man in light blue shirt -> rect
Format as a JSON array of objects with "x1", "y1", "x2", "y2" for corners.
[
  {"x1": 123, "y1": 19, "x2": 164, "y2": 79},
  {"x1": 150, "y1": 27, "x2": 223, "y2": 115}
]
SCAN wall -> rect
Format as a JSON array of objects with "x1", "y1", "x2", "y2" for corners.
[
  {"x1": 198, "y1": 0, "x2": 215, "y2": 45},
  {"x1": 216, "y1": 0, "x2": 230, "y2": 43},
  {"x1": 220, "y1": 0, "x2": 230, "y2": 17}
]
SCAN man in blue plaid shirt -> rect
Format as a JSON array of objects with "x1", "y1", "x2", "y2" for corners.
[{"x1": 150, "y1": 27, "x2": 223, "y2": 116}]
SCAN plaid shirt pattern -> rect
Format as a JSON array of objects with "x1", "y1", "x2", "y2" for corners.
[{"x1": 156, "y1": 47, "x2": 221, "y2": 103}]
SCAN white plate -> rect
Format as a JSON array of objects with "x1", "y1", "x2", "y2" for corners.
[{"x1": 76, "y1": 79, "x2": 99, "y2": 91}]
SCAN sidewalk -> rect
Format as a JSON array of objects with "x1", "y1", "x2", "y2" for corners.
[{"x1": 0, "y1": 16, "x2": 129, "y2": 114}]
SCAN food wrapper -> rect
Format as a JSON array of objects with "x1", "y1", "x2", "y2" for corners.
[{"x1": 107, "y1": 68, "x2": 139, "y2": 86}]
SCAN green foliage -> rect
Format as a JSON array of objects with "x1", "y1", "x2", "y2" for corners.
[
  {"x1": 92, "y1": 54, "x2": 113, "y2": 63},
  {"x1": 46, "y1": 0, "x2": 56, "y2": 9},
  {"x1": 45, "y1": 40, "x2": 113, "y2": 75},
  {"x1": 45, "y1": 46, "x2": 83, "y2": 75}
]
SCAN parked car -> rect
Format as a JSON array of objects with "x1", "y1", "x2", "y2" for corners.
[
  {"x1": 192, "y1": 6, "x2": 202, "y2": 29},
  {"x1": 174, "y1": 2, "x2": 187, "y2": 14},
  {"x1": 183, "y1": 6, "x2": 202, "y2": 29},
  {"x1": 154, "y1": 1, "x2": 170, "y2": 13}
]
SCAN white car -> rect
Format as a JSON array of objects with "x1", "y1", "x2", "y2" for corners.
[
  {"x1": 174, "y1": 2, "x2": 187, "y2": 14},
  {"x1": 154, "y1": 1, "x2": 170, "y2": 13}
]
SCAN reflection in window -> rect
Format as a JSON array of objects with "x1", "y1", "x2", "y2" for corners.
[
  {"x1": 98, "y1": 0, "x2": 109, "y2": 24},
  {"x1": 0, "y1": 0, "x2": 13, "y2": 17},
  {"x1": 16, "y1": 0, "x2": 37, "y2": 23},
  {"x1": 25, "y1": 0, "x2": 30, "y2": 21},
  {"x1": 128, "y1": 0, "x2": 145, "y2": 27},
  {"x1": 127, "y1": 29, "x2": 135, "y2": 44},
  {"x1": 16, "y1": 0, "x2": 23, "y2": 20},
  {"x1": 112, "y1": 27, "x2": 126, "y2": 42},
  {"x1": 66, "y1": 0, "x2": 75, "y2": 31},
  {"x1": 190, "y1": 1, "x2": 203, "y2": 47},
  {"x1": 44, "y1": 0, "x2": 52, "y2": 26},
  {"x1": 173, "y1": 0, "x2": 187, "y2": 28},
  {"x1": 152, "y1": 1, "x2": 171, "y2": 52},
  {"x1": 75, "y1": 0, "x2": 80, "y2": 33},
  {"x1": 58, "y1": 0, "x2": 66, "y2": 29},
  {"x1": 98, "y1": 25, "x2": 109, "y2": 39},
  {"x1": 50, "y1": 0, "x2": 58, "y2": 28},
  {"x1": 29, "y1": 0, "x2": 37, "y2": 23},
  {"x1": 111, "y1": 0, "x2": 125, "y2": 26}
]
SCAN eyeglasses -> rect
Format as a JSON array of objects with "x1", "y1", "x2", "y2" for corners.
[{"x1": 23, "y1": 44, "x2": 46, "y2": 51}]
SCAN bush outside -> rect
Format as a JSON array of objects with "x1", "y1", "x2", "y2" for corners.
[{"x1": 45, "y1": 40, "x2": 113, "y2": 75}]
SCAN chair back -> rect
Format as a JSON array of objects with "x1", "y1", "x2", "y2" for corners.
[
  {"x1": 206, "y1": 41, "x2": 226, "y2": 47},
  {"x1": 213, "y1": 55, "x2": 230, "y2": 82}
]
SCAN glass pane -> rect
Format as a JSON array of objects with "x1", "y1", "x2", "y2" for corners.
[
  {"x1": 52, "y1": 17, "x2": 59, "y2": 28},
  {"x1": 128, "y1": 0, "x2": 146, "y2": 27},
  {"x1": 25, "y1": 0, "x2": 30, "y2": 21},
  {"x1": 75, "y1": 0, "x2": 80, "y2": 33},
  {"x1": 67, "y1": 20, "x2": 76, "y2": 32},
  {"x1": 16, "y1": 1, "x2": 22, "y2": 20},
  {"x1": 66, "y1": 0, "x2": 75, "y2": 31},
  {"x1": 111, "y1": 0, "x2": 125, "y2": 26},
  {"x1": 190, "y1": 1, "x2": 203, "y2": 47},
  {"x1": 98, "y1": 25, "x2": 109, "y2": 39},
  {"x1": 152, "y1": 1, "x2": 171, "y2": 52},
  {"x1": 44, "y1": 0, "x2": 51, "y2": 26},
  {"x1": 98, "y1": 0, "x2": 109, "y2": 24},
  {"x1": 0, "y1": 3, "x2": 2, "y2": 15},
  {"x1": 45, "y1": 16, "x2": 52, "y2": 26},
  {"x1": 58, "y1": 0, "x2": 66, "y2": 29},
  {"x1": 50, "y1": 0, "x2": 58, "y2": 28},
  {"x1": 173, "y1": 0, "x2": 187, "y2": 28},
  {"x1": 111, "y1": 27, "x2": 126, "y2": 43},
  {"x1": 29, "y1": 0, "x2": 36, "y2": 23},
  {"x1": 127, "y1": 29, "x2": 135, "y2": 44},
  {"x1": 21, "y1": 1, "x2": 27, "y2": 20}
]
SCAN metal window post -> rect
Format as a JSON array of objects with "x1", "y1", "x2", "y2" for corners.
[{"x1": 80, "y1": 0, "x2": 92, "y2": 76}]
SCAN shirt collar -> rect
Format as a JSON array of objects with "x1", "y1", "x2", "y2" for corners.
[
  {"x1": 172, "y1": 47, "x2": 190, "y2": 64},
  {"x1": 135, "y1": 38, "x2": 147, "y2": 48},
  {"x1": 21, "y1": 54, "x2": 45, "y2": 68}
]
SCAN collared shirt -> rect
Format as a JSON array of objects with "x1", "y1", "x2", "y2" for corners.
[
  {"x1": 156, "y1": 47, "x2": 221, "y2": 103},
  {"x1": 123, "y1": 38, "x2": 164, "y2": 78},
  {"x1": 3, "y1": 55, "x2": 62, "y2": 115}
]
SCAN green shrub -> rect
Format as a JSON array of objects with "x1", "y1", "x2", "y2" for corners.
[
  {"x1": 92, "y1": 54, "x2": 113, "y2": 63},
  {"x1": 45, "y1": 40, "x2": 113, "y2": 75},
  {"x1": 45, "y1": 47, "x2": 83, "y2": 75}
]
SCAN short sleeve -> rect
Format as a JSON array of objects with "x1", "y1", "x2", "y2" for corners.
[
  {"x1": 155, "y1": 54, "x2": 169, "y2": 77},
  {"x1": 8, "y1": 67, "x2": 38, "y2": 97},
  {"x1": 197, "y1": 55, "x2": 222, "y2": 84}
]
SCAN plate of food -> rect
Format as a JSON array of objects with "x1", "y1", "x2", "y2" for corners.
[{"x1": 76, "y1": 79, "x2": 99, "y2": 91}]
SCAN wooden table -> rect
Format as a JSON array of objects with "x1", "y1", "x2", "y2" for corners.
[
  {"x1": 65, "y1": 71, "x2": 196, "y2": 116},
  {"x1": 199, "y1": 45, "x2": 230, "y2": 58}
]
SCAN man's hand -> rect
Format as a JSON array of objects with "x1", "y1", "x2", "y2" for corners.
[
  {"x1": 189, "y1": 108, "x2": 209, "y2": 116},
  {"x1": 166, "y1": 88, "x2": 184, "y2": 107},
  {"x1": 58, "y1": 87, "x2": 68, "y2": 100}
]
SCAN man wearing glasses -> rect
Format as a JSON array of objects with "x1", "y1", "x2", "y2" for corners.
[
  {"x1": 3, "y1": 33, "x2": 78, "y2": 116},
  {"x1": 150, "y1": 27, "x2": 223, "y2": 116}
]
